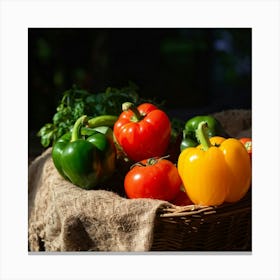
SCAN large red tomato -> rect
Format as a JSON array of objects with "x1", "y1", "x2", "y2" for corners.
[
  {"x1": 124, "y1": 157, "x2": 182, "y2": 201},
  {"x1": 113, "y1": 102, "x2": 171, "y2": 162}
]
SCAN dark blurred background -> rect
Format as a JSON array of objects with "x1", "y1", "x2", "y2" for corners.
[{"x1": 28, "y1": 28, "x2": 251, "y2": 159}]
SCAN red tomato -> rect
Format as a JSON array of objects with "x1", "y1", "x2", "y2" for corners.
[
  {"x1": 239, "y1": 137, "x2": 252, "y2": 160},
  {"x1": 124, "y1": 157, "x2": 181, "y2": 201},
  {"x1": 171, "y1": 190, "x2": 193, "y2": 206},
  {"x1": 114, "y1": 103, "x2": 171, "y2": 162}
]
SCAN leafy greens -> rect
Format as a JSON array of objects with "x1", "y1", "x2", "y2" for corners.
[{"x1": 37, "y1": 83, "x2": 162, "y2": 147}]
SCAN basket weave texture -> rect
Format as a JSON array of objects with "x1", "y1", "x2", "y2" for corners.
[{"x1": 152, "y1": 191, "x2": 251, "y2": 251}]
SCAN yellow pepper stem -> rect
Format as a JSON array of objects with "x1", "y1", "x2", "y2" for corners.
[{"x1": 196, "y1": 121, "x2": 212, "y2": 151}]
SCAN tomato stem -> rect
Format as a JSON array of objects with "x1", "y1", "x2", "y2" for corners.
[
  {"x1": 130, "y1": 155, "x2": 170, "y2": 169},
  {"x1": 148, "y1": 155, "x2": 170, "y2": 165},
  {"x1": 130, "y1": 162, "x2": 146, "y2": 169},
  {"x1": 122, "y1": 102, "x2": 142, "y2": 122},
  {"x1": 147, "y1": 157, "x2": 158, "y2": 165},
  {"x1": 195, "y1": 121, "x2": 212, "y2": 151}
]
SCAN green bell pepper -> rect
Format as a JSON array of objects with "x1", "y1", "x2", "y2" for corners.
[
  {"x1": 52, "y1": 115, "x2": 116, "y2": 190},
  {"x1": 180, "y1": 137, "x2": 198, "y2": 151},
  {"x1": 180, "y1": 115, "x2": 230, "y2": 151}
]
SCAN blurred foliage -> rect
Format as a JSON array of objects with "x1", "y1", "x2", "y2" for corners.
[{"x1": 29, "y1": 28, "x2": 251, "y2": 132}]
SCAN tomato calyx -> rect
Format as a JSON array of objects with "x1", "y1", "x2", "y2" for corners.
[
  {"x1": 146, "y1": 155, "x2": 170, "y2": 165},
  {"x1": 239, "y1": 137, "x2": 252, "y2": 160},
  {"x1": 244, "y1": 141, "x2": 252, "y2": 151},
  {"x1": 130, "y1": 155, "x2": 170, "y2": 169}
]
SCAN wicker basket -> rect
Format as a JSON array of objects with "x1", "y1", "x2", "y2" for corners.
[{"x1": 151, "y1": 189, "x2": 252, "y2": 251}]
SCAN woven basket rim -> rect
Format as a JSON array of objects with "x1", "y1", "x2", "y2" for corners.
[{"x1": 158, "y1": 189, "x2": 252, "y2": 219}]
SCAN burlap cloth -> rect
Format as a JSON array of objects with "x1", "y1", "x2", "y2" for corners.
[{"x1": 28, "y1": 109, "x2": 251, "y2": 252}]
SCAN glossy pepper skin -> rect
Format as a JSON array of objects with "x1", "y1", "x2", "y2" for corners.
[
  {"x1": 52, "y1": 115, "x2": 116, "y2": 190},
  {"x1": 180, "y1": 115, "x2": 229, "y2": 151},
  {"x1": 113, "y1": 102, "x2": 171, "y2": 162},
  {"x1": 178, "y1": 121, "x2": 251, "y2": 206}
]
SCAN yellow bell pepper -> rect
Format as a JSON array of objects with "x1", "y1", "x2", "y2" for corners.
[{"x1": 177, "y1": 121, "x2": 251, "y2": 206}]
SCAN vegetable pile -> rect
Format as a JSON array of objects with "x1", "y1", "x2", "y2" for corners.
[{"x1": 38, "y1": 85, "x2": 252, "y2": 207}]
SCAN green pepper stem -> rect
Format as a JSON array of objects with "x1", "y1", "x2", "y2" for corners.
[
  {"x1": 87, "y1": 115, "x2": 118, "y2": 128},
  {"x1": 71, "y1": 115, "x2": 88, "y2": 142},
  {"x1": 122, "y1": 102, "x2": 142, "y2": 122},
  {"x1": 195, "y1": 121, "x2": 212, "y2": 151}
]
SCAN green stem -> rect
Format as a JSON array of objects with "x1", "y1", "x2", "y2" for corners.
[
  {"x1": 122, "y1": 102, "x2": 142, "y2": 121},
  {"x1": 87, "y1": 115, "x2": 118, "y2": 128},
  {"x1": 71, "y1": 115, "x2": 88, "y2": 142},
  {"x1": 195, "y1": 121, "x2": 212, "y2": 151}
]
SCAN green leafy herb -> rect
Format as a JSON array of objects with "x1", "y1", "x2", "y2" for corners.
[{"x1": 37, "y1": 83, "x2": 155, "y2": 147}]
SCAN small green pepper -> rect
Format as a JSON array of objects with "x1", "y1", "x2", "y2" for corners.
[
  {"x1": 52, "y1": 115, "x2": 116, "y2": 189},
  {"x1": 180, "y1": 115, "x2": 230, "y2": 151},
  {"x1": 180, "y1": 137, "x2": 197, "y2": 151}
]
